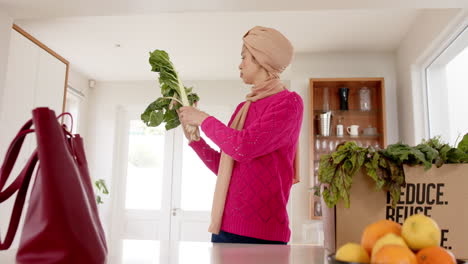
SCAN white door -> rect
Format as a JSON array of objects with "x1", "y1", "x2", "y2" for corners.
[
  {"x1": 170, "y1": 127, "x2": 217, "y2": 242},
  {"x1": 110, "y1": 106, "x2": 221, "y2": 264}
]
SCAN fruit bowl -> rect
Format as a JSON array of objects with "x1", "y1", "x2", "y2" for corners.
[{"x1": 327, "y1": 254, "x2": 468, "y2": 264}]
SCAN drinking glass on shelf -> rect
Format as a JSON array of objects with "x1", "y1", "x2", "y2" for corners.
[
  {"x1": 335, "y1": 139, "x2": 341, "y2": 150},
  {"x1": 322, "y1": 139, "x2": 328, "y2": 153},
  {"x1": 374, "y1": 141, "x2": 380, "y2": 149},
  {"x1": 315, "y1": 138, "x2": 321, "y2": 159},
  {"x1": 365, "y1": 140, "x2": 371, "y2": 148},
  {"x1": 329, "y1": 141, "x2": 335, "y2": 152}
]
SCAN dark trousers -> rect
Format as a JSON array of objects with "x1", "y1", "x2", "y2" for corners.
[{"x1": 211, "y1": 230, "x2": 287, "y2": 245}]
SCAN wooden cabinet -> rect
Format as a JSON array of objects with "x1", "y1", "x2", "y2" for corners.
[
  {"x1": 308, "y1": 78, "x2": 387, "y2": 220},
  {"x1": 0, "y1": 25, "x2": 69, "y2": 248}
]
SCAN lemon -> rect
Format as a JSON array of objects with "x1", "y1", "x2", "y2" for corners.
[
  {"x1": 402, "y1": 214, "x2": 441, "y2": 250},
  {"x1": 336, "y1": 242, "x2": 370, "y2": 263},
  {"x1": 371, "y1": 233, "x2": 408, "y2": 259}
]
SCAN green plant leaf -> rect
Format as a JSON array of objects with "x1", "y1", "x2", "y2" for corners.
[
  {"x1": 164, "y1": 109, "x2": 180, "y2": 130},
  {"x1": 94, "y1": 179, "x2": 109, "y2": 205},
  {"x1": 447, "y1": 148, "x2": 468, "y2": 163},
  {"x1": 457, "y1": 133, "x2": 468, "y2": 153}
]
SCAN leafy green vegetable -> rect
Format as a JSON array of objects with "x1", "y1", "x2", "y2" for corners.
[
  {"x1": 317, "y1": 133, "x2": 468, "y2": 209},
  {"x1": 141, "y1": 50, "x2": 200, "y2": 140},
  {"x1": 457, "y1": 134, "x2": 468, "y2": 153}
]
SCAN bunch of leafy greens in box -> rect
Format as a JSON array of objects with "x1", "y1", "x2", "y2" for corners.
[{"x1": 315, "y1": 134, "x2": 468, "y2": 208}]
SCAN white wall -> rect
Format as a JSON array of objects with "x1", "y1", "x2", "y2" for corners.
[
  {"x1": 289, "y1": 51, "x2": 399, "y2": 243},
  {"x1": 0, "y1": 10, "x2": 13, "y2": 106},
  {"x1": 396, "y1": 8, "x2": 465, "y2": 145}
]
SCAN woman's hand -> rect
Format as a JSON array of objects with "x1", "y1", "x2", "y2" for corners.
[
  {"x1": 178, "y1": 106, "x2": 210, "y2": 127},
  {"x1": 180, "y1": 122, "x2": 192, "y2": 141}
]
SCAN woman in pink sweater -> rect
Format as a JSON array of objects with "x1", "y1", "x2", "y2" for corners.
[{"x1": 178, "y1": 26, "x2": 303, "y2": 244}]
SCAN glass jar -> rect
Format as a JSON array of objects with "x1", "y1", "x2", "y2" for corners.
[{"x1": 359, "y1": 86, "x2": 371, "y2": 111}]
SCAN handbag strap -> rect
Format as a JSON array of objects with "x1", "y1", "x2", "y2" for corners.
[
  {"x1": 0, "y1": 120, "x2": 36, "y2": 250},
  {"x1": 0, "y1": 112, "x2": 73, "y2": 195},
  {"x1": 0, "y1": 151, "x2": 38, "y2": 250},
  {"x1": 57, "y1": 112, "x2": 74, "y2": 137},
  {"x1": 0, "y1": 119, "x2": 34, "y2": 193}
]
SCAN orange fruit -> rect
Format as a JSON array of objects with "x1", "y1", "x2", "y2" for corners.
[
  {"x1": 416, "y1": 246, "x2": 456, "y2": 264},
  {"x1": 361, "y1": 219, "x2": 402, "y2": 255},
  {"x1": 373, "y1": 245, "x2": 417, "y2": 264}
]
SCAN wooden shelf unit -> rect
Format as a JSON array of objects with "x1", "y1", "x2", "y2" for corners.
[{"x1": 308, "y1": 77, "x2": 387, "y2": 220}]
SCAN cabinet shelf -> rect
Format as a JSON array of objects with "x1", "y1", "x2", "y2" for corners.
[
  {"x1": 314, "y1": 134, "x2": 382, "y2": 139},
  {"x1": 314, "y1": 109, "x2": 380, "y2": 115}
]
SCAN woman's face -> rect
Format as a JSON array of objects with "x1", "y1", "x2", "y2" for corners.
[{"x1": 239, "y1": 48, "x2": 266, "y2": 85}]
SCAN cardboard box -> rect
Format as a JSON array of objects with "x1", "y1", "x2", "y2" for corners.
[{"x1": 323, "y1": 164, "x2": 468, "y2": 259}]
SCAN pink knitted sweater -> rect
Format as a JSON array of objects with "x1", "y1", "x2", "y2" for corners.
[{"x1": 189, "y1": 89, "x2": 303, "y2": 242}]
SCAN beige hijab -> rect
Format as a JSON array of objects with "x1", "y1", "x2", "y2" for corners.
[{"x1": 208, "y1": 26, "x2": 299, "y2": 235}]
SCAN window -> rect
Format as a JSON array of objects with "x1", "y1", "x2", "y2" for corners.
[
  {"x1": 65, "y1": 86, "x2": 84, "y2": 134},
  {"x1": 426, "y1": 25, "x2": 468, "y2": 145}
]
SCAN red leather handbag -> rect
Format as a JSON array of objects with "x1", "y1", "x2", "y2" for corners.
[{"x1": 0, "y1": 107, "x2": 107, "y2": 263}]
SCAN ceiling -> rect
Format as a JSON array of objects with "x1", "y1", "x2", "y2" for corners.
[
  {"x1": 14, "y1": 10, "x2": 423, "y2": 81},
  {"x1": 1, "y1": 0, "x2": 467, "y2": 19},
  {"x1": 2, "y1": 0, "x2": 466, "y2": 81}
]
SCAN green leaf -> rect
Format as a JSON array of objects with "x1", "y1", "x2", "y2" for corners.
[
  {"x1": 188, "y1": 93, "x2": 200, "y2": 106},
  {"x1": 313, "y1": 186, "x2": 321, "y2": 196},
  {"x1": 389, "y1": 186, "x2": 401, "y2": 207},
  {"x1": 332, "y1": 151, "x2": 348, "y2": 165},
  {"x1": 438, "y1": 144, "x2": 452, "y2": 164},
  {"x1": 96, "y1": 196, "x2": 103, "y2": 204},
  {"x1": 409, "y1": 147, "x2": 430, "y2": 169},
  {"x1": 447, "y1": 148, "x2": 468, "y2": 163},
  {"x1": 164, "y1": 109, "x2": 181, "y2": 130},
  {"x1": 160, "y1": 83, "x2": 172, "y2": 96},
  {"x1": 457, "y1": 133, "x2": 468, "y2": 153},
  {"x1": 416, "y1": 143, "x2": 438, "y2": 169},
  {"x1": 95, "y1": 179, "x2": 109, "y2": 194},
  {"x1": 94, "y1": 179, "x2": 109, "y2": 205},
  {"x1": 147, "y1": 110, "x2": 164, "y2": 127}
]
